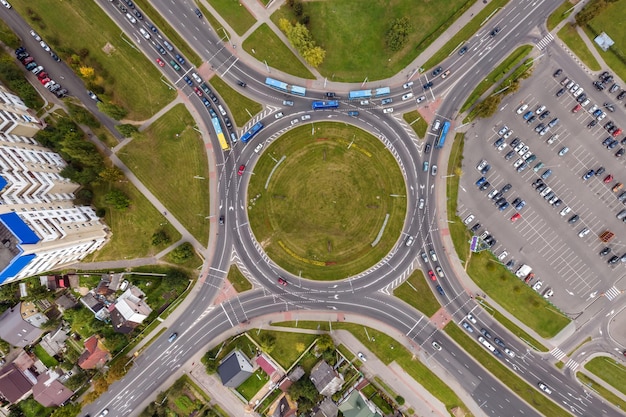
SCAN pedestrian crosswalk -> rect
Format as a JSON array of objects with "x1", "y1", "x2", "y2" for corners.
[
  {"x1": 605, "y1": 286, "x2": 621, "y2": 301},
  {"x1": 550, "y1": 347, "x2": 566, "y2": 361},
  {"x1": 536, "y1": 33, "x2": 555, "y2": 50},
  {"x1": 564, "y1": 359, "x2": 579, "y2": 371}
]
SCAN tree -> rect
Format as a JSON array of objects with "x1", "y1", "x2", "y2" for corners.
[
  {"x1": 386, "y1": 17, "x2": 412, "y2": 51},
  {"x1": 79, "y1": 66, "x2": 95, "y2": 78},
  {"x1": 105, "y1": 189, "x2": 131, "y2": 209},
  {"x1": 258, "y1": 332, "x2": 276, "y2": 352},
  {"x1": 74, "y1": 188, "x2": 93, "y2": 205},
  {"x1": 151, "y1": 229, "x2": 171, "y2": 246},
  {"x1": 169, "y1": 242, "x2": 194, "y2": 263},
  {"x1": 288, "y1": 378, "x2": 320, "y2": 413},
  {"x1": 116, "y1": 123, "x2": 139, "y2": 137},
  {"x1": 316, "y1": 334, "x2": 334, "y2": 352},
  {"x1": 99, "y1": 166, "x2": 124, "y2": 183},
  {"x1": 303, "y1": 45, "x2": 326, "y2": 67},
  {"x1": 50, "y1": 403, "x2": 81, "y2": 417},
  {"x1": 98, "y1": 102, "x2": 128, "y2": 120},
  {"x1": 293, "y1": 1, "x2": 303, "y2": 16},
  {"x1": 473, "y1": 94, "x2": 501, "y2": 119}
]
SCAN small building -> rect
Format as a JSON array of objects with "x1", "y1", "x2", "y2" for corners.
[
  {"x1": 310, "y1": 360, "x2": 343, "y2": 397},
  {"x1": 270, "y1": 394, "x2": 297, "y2": 417},
  {"x1": 109, "y1": 286, "x2": 152, "y2": 334},
  {"x1": 0, "y1": 303, "x2": 43, "y2": 347},
  {"x1": 0, "y1": 363, "x2": 33, "y2": 403},
  {"x1": 77, "y1": 335, "x2": 110, "y2": 370},
  {"x1": 338, "y1": 390, "x2": 382, "y2": 417},
  {"x1": 39, "y1": 325, "x2": 69, "y2": 357},
  {"x1": 80, "y1": 293, "x2": 108, "y2": 321},
  {"x1": 32, "y1": 370, "x2": 73, "y2": 407},
  {"x1": 314, "y1": 397, "x2": 339, "y2": 417},
  {"x1": 217, "y1": 350, "x2": 254, "y2": 388},
  {"x1": 54, "y1": 293, "x2": 78, "y2": 312}
]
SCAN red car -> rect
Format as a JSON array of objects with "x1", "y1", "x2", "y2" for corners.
[
  {"x1": 604, "y1": 174, "x2": 614, "y2": 183},
  {"x1": 428, "y1": 270, "x2": 437, "y2": 281},
  {"x1": 277, "y1": 277, "x2": 288, "y2": 286},
  {"x1": 612, "y1": 128, "x2": 622, "y2": 137},
  {"x1": 510, "y1": 213, "x2": 521, "y2": 222},
  {"x1": 156, "y1": 58, "x2": 165, "y2": 67},
  {"x1": 238, "y1": 164, "x2": 245, "y2": 176},
  {"x1": 37, "y1": 71, "x2": 48, "y2": 80},
  {"x1": 572, "y1": 104, "x2": 581, "y2": 113},
  {"x1": 193, "y1": 86, "x2": 203, "y2": 97},
  {"x1": 39, "y1": 77, "x2": 50, "y2": 85}
]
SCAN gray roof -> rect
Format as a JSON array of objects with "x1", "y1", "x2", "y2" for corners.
[
  {"x1": 0, "y1": 304, "x2": 42, "y2": 347},
  {"x1": 0, "y1": 363, "x2": 33, "y2": 403},
  {"x1": 217, "y1": 350, "x2": 254, "y2": 388},
  {"x1": 315, "y1": 397, "x2": 338, "y2": 417},
  {"x1": 338, "y1": 391, "x2": 381, "y2": 417},
  {"x1": 310, "y1": 360, "x2": 342, "y2": 396}
]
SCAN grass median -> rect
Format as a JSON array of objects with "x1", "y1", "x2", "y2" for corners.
[
  {"x1": 558, "y1": 24, "x2": 601, "y2": 71},
  {"x1": 547, "y1": 1, "x2": 575, "y2": 31},
  {"x1": 445, "y1": 323, "x2": 571, "y2": 417},
  {"x1": 423, "y1": 0, "x2": 511, "y2": 69},
  {"x1": 242, "y1": 24, "x2": 315, "y2": 79},
  {"x1": 273, "y1": 321, "x2": 472, "y2": 416},
  {"x1": 461, "y1": 45, "x2": 533, "y2": 113},
  {"x1": 402, "y1": 111, "x2": 428, "y2": 139},
  {"x1": 577, "y1": 372, "x2": 626, "y2": 410},
  {"x1": 447, "y1": 134, "x2": 472, "y2": 263},
  {"x1": 206, "y1": 0, "x2": 256, "y2": 36},
  {"x1": 208, "y1": 76, "x2": 262, "y2": 126},
  {"x1": 584, "y1": 356, "x2": 626, "y2": 395},
  {"x1": 134, "y1": 0, "x2": 202, "y2": 67},
  {"x1": 393, "y1": 270, "x2": 441, "y2": 316},
  {"x1": 227, "y1": 265, "x2": 252, "y2": 292},
  {"x1": 119, "y1": 104, "x2": 211, "y2": 244}
]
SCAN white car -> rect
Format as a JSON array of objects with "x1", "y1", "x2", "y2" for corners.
[
  {"x1": 513, "y1": 158, "x2": 524, "y2": 168},
  {"x1": 532, "y1": 280, "x2": 543, "y2": 291},
  {"x1": 39, "y1": 41, "x2": 50, "y2": 52},
  {"x1": 497, "y1": 141, "x2": 507, "y2": 151},
  {"x1": 543, "y1": 288, "x2": 554, "y2": 298},
  {"x1": 403, "y1": 82, "x2": 414, "y2": 89},
  {"x1": 418, "y1": 198, "x2": 425, "y2": 210},
  {"x1": 560, "y1": 206, "x2": 571, "y2": 216},
  {"x1": 463, "y1": 214, "x2": 475, "y2": 225},
  {"x1": 503, "y1": 130, "x2": 513, "y2": 139},
  {"x1": 476, "y1": 159, "x2": 488, "y2": 171},
  {"x1": 538, "y1": 382, "x2": 552, "y2": 395},
  {"x1": 0, "y1": 0, "x2": 11, "y2": 9},
  {"x1": 126, "y1": 13, "x2": 137, "y2": 24},
  {"x1": 139, "y1": 28, "x2": 151, "y2": 39},
  {"x1": 191, "y1": 73, "x2": 202, "y2": 83},
  {"x1": 383, "y1": 107, "x2": 394, "y2": 114},
  {"x1": 497, "y1": 126, "x2": 509, "y2": 136},
  {"x1": 416, "y1": 96, "x2": 426, "y2": 104},
  {"x1": 589, "y1": 104, "x2": 598, "y2": 114},
  {"x1": 578, "y1": 228, "x2": 590, "y2": 238},
  {"x1": 432, "y1": 341, "x2": 442, "y2": 351},
  {"x1": 487, "y1": 189, "x2": 498, "y2": 199},
  {"x1": 597, "y1": 112, "x2": 606, "y2": 121},
  {"x1": 401, "y1": 93, "x2": 413, "y2": 101},
  {"x1": 546, "y1": 134, "x2": 559, "y2": 145},
  {"x1": 301, "y1": 114, "x2": 311, "y2": 121},
  {"x1": 514, "y1": 142, "x2": 525, "y2": 153},
  {"x1": 498, "y1": 250, "x2": 508, "y2": 261},
  {"x1": 359, "y1": 100, "x2": 369, "y2": 105},
  {"x1": 558, "y1": 147, "x2": 569, "y2": 156},
  {"x1": 357, "y1": 352, "x2": 367, "y2": 362},
  {"x1": 274, "y1": 112, "x2": 284, "y2": 119},
  {"x1": 535, "y1": 105, "x2": 546, "y2": 114},
  {"x1": 466, "y1": 313, "x2": 477, "y2": 324},
  {"x1": 569, "y1": 83, "x2": 579, "y2": 93},
  {"x1": 522, "y1": 151, "x2": 532, "y2": 160},
  {"x1": 504, "y1": 348, "x2": 515, "y2": 358},
  {"x1": 516, "y1": 104, "x2": 528, "y2": 114},
  {"x1": 254, "y1": 143, "x2": 263, "y2": 153},
  {"x1": 290, "y1": 119, "x2": 299, "y2": 126},
  {"x1": 573, "y1": 87, "x2": 584, "y2": 97},
  {"x1": 518, "y1": 145, "x2": 529, "y2": 155},
  {"x1": 30, "y1": 30, "x2": 41, "y2": 41}
]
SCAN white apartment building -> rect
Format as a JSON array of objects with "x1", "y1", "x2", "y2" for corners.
[
  {"x1": 0, "y1": 85, "x2": 43, "y2": 137},
  {"x1": 0, "y1": 86, "x2": 109, "y2": 285}
]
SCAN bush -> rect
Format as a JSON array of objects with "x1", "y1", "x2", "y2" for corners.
[
  {"x1": 105, "y1": 189, "x2": 131, "y2": 209},
  {"x1": 151, "y1": 229, "x2": 171, "y2": 246},
  {"x1": 98, "y1": 102, "x2": 128, "y2": 120},
  {"x1": 386, "y1": 17, "x2": 412, "y2": 52},
  {"x1": 116, "y1": 123, "x2": 139, "y2": 137},
  {"x1": 395, "y1": 395, "x2": 405, "y2": 405},
  {"x1": 169, "y1": 242, "x2": 194, "y2": 263}
]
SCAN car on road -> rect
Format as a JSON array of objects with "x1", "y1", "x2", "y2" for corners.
[
  {"x1": 168, "y1": 333, "x2": 177, "y2": 343},
  {"x1": 435, "y1": 285, "x2": 445, "y2": 296},
  {"x1": 274, "y1": 112, "x2": 284, "y2": 119},
  {"x1": 277, "y1": 277, "x2": 288, "y2": 286},
  {"x1": 480, "y1": 328, "x2": 492, "y2": 338},
  {"x1": 405, "y1": 235, "x2": 414, "y2": 246},
  {"x1": 504, "y1": 348, "x2": 515, "y2": 358},
  {"x1": 428, "y1": 270, "x2": 437, "y2": 281},
  {"x1": 420, "y1": 252, "x2": 428, "y2": 263},
  {"x1": 401, "y1": 93, "x2": 413, "y2": 101},
  {"x1": 416, "y1": 96, "x2": 426, "y2": 104},
  {"x1": 490, "y1": 27, "x2": 500, "y2": 36},
  {"x1": 381, "y1": 98, "x2": 393, "y2": 105},
  {"x1": 467, "y1": 313, "x2": 477, "y2": 324},
  {"x1": 429, "y1": 249, "x2": 437, "y2": 262},
  {"x1": 237, "y1": 165, "x2": 245, "y2": 176},
  {"x1": 432, "y1": 67, "x2": 443, "y2": 76},
  {"x1": 431, "y1": 165, "x2": 437, "y2": 176},
  {"x1": 382, "y1": 107, "x2": 394, "y2": 114},
  {"x1": 538, "y1": 382, "x2": 552, "y2": 395},
  {"x1": 432, "y1": 341, "x2": 442, "y2": 351},
  {"x1": 402, "y1": 82, "x2": 413, "y2": 89},
  {"x1": 155, "y1": 58, "x2": 165, "y2": 67},
  {"x1": 435, "y1": 266, "x2": 444, "y2": 278},
  {"x1": 462, "y1": 321, "x2": 473, "y2": 332},
  {"x1": 357, "y1": 352, "x2": 367, "y2": 362},
  {"x1": 423, "y1": 81, "x2": 433, "y2": 90},
  {"x1": 96, "y1": 409, "x2": 109, "y2": 417},
  {"x1": 283, "y1": 100, "x2": 294, "y2": 106},
  {"x1": 458, "y1": 46, "x2": 468, "y2": 55}
]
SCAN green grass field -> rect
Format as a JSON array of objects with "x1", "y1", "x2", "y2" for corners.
[
  {"x1": 133, "y1": 0, "x2": 202, "y2": 67},
  {"x1": 402, "y1": 111, "x2": 428, "y2": 139},
  {"x1": 271, "y1": 0, "x2": 472, "y2": 82},
  {"x1": 33, "y1": 345, "x2": 59, "y2": 368},
  {"x1": 585, "y1": 356, "x2": 626, "y2": 395},
  {"x1": 393, "y1": 270, "x2": 441, "y2": 316},
  {"x1": 423, "y1": 0, "x2": 511, "y2": 69},
  {"x1": 247, "y1": 329, "x2": 318, "y2": 369},
  {"x1": 119, "y1": 104, "x2": 211, "y2": 244},
  {"x1": 208, "y1": 76, "x2": 262, "y2": 126},
  {"x1": 587, "y1": 0, "x2": 626, "y2": 80},
  {"x1": 227, "y1": 265, "x2": 252, "y2": 292},
  {"x1": 547, "y1": 1, "x2": 575, "y2": 31},
  {"x1": 11, "y1": 0, "x2": 175, "y2": 120},
  {"x1": 242, "y1": 24, "x2": 315, "y2": 79},
  {"x1": 236, "y1": 369, "x2": 269, "y2": 401},
  {"x1": 272, "y1": 321, "x2": 471, "y2": 416},
  {"x1": 248, "y1": 123, "x2": 406, "y2": 280},
  {"x1": 206, "y1": 0, "x2": 256, "y2": 36},
  {"x1": 461, "y1": 45, "x2": 533, "y2": 112},
  {"x1": 558, "y1": 24, "x2": 601, "y2": 71},
  {"x1": 467, "y1": 251, "x2": 570, "y2": 338},
  {"x1": 85, "y1": 181, "x2": 182, "y2": 262},
  {"x1": 577, "y1": 372, "x2": 626, "y2": 411},
  {"x1": 445, "y1": 323, "x2": 571, "y2": 417}
]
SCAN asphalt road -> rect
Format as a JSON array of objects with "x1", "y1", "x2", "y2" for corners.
[{"x1": 9, "y1": 0, "x2": 622, "y2": 416}]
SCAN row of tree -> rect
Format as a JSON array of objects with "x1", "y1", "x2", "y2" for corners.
[{"x1": 278, "y1": 18, "x2": 326, "y2": 68}]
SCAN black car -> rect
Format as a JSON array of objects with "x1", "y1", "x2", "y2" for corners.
[
  {"x1": 510, "y1": 137, "x2": 521, "y2": 147},
  {"x1": 423, "y1": 81, "x2": 433, "y2": 90},
  {"x1": 325, "y1": 92, "x2": 335, "y2": 98},
  {"x1": 526, "y1": 115, "x2": 536, "y2": 124},
  {"x1": 605, "y1": 103, "x2": 616, "y2": 112},
  {"x1": 133, "y1": 9, "x2": 143, "y2": 19},
  {"x1": 616, "y1": 148, "x2": 625, "y2": 157},
  {"x1": 556, "y1": 88, "x2": 565, "y2": 97},
  {"x1": 494, "y1": 337, "x2": 506, "y2": 348},
  {"x1": 618, "y1": 91, "x2": 626, "y2": 101},
  {"x1": 125, "y1": 0, "x2": 135, "y2": 8},
  {"x1": 595, "y1": 166, "x2": 606, "y2": 176},
  {"x1": 237, "y1": 80, "x2": 246, "y2": 87},
  {"x1": 490, "y1": 27, "x2": 500, "y2": 37},
  {"x1": 609, "y1": 255, "x2": 620, "y2": 264},
  {"x1": 491, "y1": 191, "x2": 503, "y2": 201},
  {"x1": 553, "y1": 68, "x2": 563, "y2": 77},
  {"x1": 494, "y1": 197, "x2": 506, "y2": 207},
  {"x1": 506, "y1": 259, "x2": 515, "y2": 270},
  {"x1": 481, "y1": 164, "x2": 491, "y2": 174},
  {"x1": 424, "y1": 143, "x2": 431, "y2": 153},
  {"x1": 224, "y1": 117, "x2": 232, "y2": 129},
  {"x1": 599, "y1": 247, "x2": 611, "y2": 256},
  {"x1": 432, "y1": 67, "x2": 443, "y2": 76},
  {"x1": 576, "y1": 93, "x2": 587, "y2": 103},
  {"x1": 195, "y1": 8, "x2": 203, "y2": 18},
  {"x1": 458, "y1": 46, "x2": 468, "y2": 55},
  {"x1": 479, "y1": 181, "x2": 490, "y2": 191},
  {"x1": 501, "y1": 183, "x2": 512, "y2": 193},
  {"x1": 587, "y1": 120, "x2": 597, "y2": 128},
  {"x1": 148, "y1": 24, "x2": 158, "y2": 33},
  {"x1": 175, "y1": 54, "x2": 185, "y2": 65},
  {"x1": 50, "y1": 52, "x2": 61, "y2": 62},
  {"x1": 219, "y1": 215, "x2": 224, "y2": 225},
  {"x1": 470, "y1": 223, "x2": 481, "y2": 233},
  {"x1": 568, "y1": 214, "x2": 580, "y2": 224},
  {"x1": 539, "y1": 110, "x2": 550, "y2": 120},
  {"x1": 504, "y1": 150, "x2": 515, "y2": 160}
]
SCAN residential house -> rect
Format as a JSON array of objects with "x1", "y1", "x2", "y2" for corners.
[
  {"x1": 310, "y1": 360, "x2": 343, "y2": 397},
  {"x1": 80, "y1": 293, "x2": 108, "y2": 321},
  {"x1": 0, "y1": 303, "x2": 43, "y2": 347},
  {"x1": 32, "y1": 370, "x2": 73, "y2": 407},
  {"x1": 77, "y1": 335, "x2": 110, "y2": 370},
  {"x1": 270, "y1": 394, "x2": 297, "y2": 417},
  {"x1": 338, "y1": 390, "x2": 382, "y2": 417},
  {"x1": 313, "y1": 397, "x2": 339, "y2": 417},
  {"x1": 39, "y1": 324, "x2": 69, "y2": 357},
  {"x1": 0, "y1": 363, "x2": 33, "y2": 403},
  {"x1": 109, "y1": 286, "x2": 152, "y2": 334},
  {"x1": 54, "y1": 293, "x2": 78, "y2": 312},
  {"x1": 217, "y1": 350, "x2": 254, "y2": 388}
]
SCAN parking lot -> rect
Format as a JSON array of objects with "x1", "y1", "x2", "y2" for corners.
[{"x1": 458, "y1": 57, "x2": 626, "y2": 314}]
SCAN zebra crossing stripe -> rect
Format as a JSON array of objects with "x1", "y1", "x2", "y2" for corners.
[
  {"x1": 605, "y1": 286, "x2": 621, "y2": 301},
  {"x1": 565, "y1": 359, "x2": 579, "y2": 371},
  {"x1": 550, "y1": 347, "x2": 566, "y2": 360},
  {"x1": 536, "y1": 33, "x2": 555, "y2": 50}
]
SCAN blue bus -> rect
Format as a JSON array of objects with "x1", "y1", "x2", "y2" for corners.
[
  {"x1": 240, "y1": 122, "x2": 264, "y2": 143},
  {"x1": 435, "y1": 121, "x2": 451, "y2": 149},
  {"x1": 312, "y1": 100, "x2": 339, "y2": 110},
  {"x1": 265, "y1": 77, "x2": 306, "y2": 96},
  {"x1": 348, "y1": 89, "x2": 372, "y2": 100}
]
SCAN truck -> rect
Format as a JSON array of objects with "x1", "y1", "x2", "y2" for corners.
[
  {"x1": 515, "y1": 264, "x2": 532, "y2": 278},
  {"x1": 599, "y1": 230, "x2": 615, "y2": 243}
]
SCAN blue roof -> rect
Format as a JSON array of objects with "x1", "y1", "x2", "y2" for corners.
[
  {"x1": 0, "y1": 213, "x2": 40, "y2": 244},
  {"x1": 0, "y1": 176, "x2": 6, "y2": 192},
  {"x1": 0, "y1": 254, "x2": 35, "y2": 284}
]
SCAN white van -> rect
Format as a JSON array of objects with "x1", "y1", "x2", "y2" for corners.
[
  {"x1": 139, "y1": 28, "x2": 150, "y2": 39},
  {"x1": 432, "y1": 119, "x2": 441, "y2": 131},
  {"x1": 218, "y1": 105, "x2": 227, "y2": 116}
]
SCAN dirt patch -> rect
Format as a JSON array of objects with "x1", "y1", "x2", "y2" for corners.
[{"x1": 102, "y1": 42, "x2": 116, "y2": 55}]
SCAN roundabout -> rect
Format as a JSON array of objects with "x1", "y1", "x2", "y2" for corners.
[{"x1": 247, "y1": 122, "x2": 407, "y2": 281}]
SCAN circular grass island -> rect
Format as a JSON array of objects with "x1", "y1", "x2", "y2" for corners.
[{"x1": 247, "y1": 122, "x2": 407, "y2": 281}]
